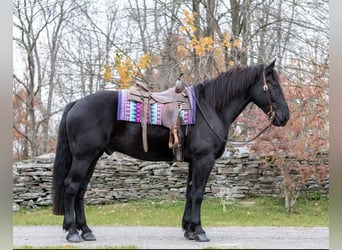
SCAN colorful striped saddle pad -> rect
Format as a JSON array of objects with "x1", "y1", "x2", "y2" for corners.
[{"x1": 117, "y1": 86, "x2": 196, "y2": 126}]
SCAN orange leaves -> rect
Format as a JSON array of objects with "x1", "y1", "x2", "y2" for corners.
[
  {"x1": 183, "y1": 9, "x2": 194, "y2": 23},
  {"x1": 179, "y1": 10, "x2": 215, "y2": 57},
  {"x1": 103, "y1": 65, "x2": 112, "y2": 82},
  {"x1": 102, "y1": 51, "x2": 152, "y2": 89},
  {"x1": 13, "y1": 88, "x2": 29, "y2": 133},
  {"x1": 233, "y1": 38, "x2": 241, "y2": 48},
  {"x1": 177, "y1": 45, "x2": 188, "y2": 59},
  {"x1": 190, "y1": 36, "x2": 214, "y2": 56},
  {"x1": 178, "y1": 9, "x2": 248, "y2": 73},
  {"x1": 136, "y1": 53, "x2": 151, "y2": 69},
  {"x1": 113, "y1": 51, "x2": 135, "y2": 88},
  {"x1": 221, "y1": 40, "x2": 231, "y2": 49},
  {"x1": 180, "y1": 10, "x2": 197, "y2": 34}
]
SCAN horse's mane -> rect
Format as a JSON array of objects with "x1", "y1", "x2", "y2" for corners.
[{"x1": 198, "y1": 65, "x2": 266, "y2": 110}]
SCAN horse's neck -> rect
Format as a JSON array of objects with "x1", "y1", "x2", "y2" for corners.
[
  {"x1": 220, "y1": 95, "x2": 251, "y2": 125},
  {"x1": 196, "y1": 80, "x2": 251, "y2": 125}
]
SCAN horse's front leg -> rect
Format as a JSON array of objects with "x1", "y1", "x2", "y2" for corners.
[
  {"x1": 183, "y1": 157, "x2": 214, "y2": 242},
  {"x1": 182, "y1": 163, "x2": 194, "y2": 239}
]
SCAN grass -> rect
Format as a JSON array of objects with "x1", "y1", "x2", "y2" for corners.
[{"x1": 13, "y1": 195, "x2": 328, "y2": 227}]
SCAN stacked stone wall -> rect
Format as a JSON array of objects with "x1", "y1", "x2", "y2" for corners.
[{"x1": 13, "y1": 152, "x2": 329, "y2": 209}]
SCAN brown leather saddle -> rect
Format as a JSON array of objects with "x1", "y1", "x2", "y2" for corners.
[{"x1": 127, "y1": 81, "x2": 192, "y2": 158}]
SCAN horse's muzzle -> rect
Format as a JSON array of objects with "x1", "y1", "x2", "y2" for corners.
[{"x1": 272, "y1": 109, "x2": 289, "y2": 127}]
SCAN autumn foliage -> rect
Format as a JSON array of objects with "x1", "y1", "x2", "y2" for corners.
[
  {"x1": 103, "y1": 50, "x2": 152, "y2": 89},
  {"x1": 13, "y1": 88, "x2": 29, "y2": 161},
  {"x1": 234, "y1": 59, "x2": 329, "y2": 212},
  {"x1": 104, "y1": 10, "x2": 246, "y2": 86}
]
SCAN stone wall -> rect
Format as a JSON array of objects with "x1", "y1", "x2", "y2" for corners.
[{"x1": 13, "y1": 151, "x2": 329, "y2": 210}]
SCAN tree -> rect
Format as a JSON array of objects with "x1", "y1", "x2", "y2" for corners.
[
  {"x1": 13, "y1": 0, "x2": 52, "y2": 159},
  {"x1": 13, "y1": 0, "x2": 80, "y2": 159},
  {"x1": 239, "y1": 58, "x2": 329, "y2": 212},
  {"x1": 13, "y1": 78, "x2": 29, "y2": 161}
]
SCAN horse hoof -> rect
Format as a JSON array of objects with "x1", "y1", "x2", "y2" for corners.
[
  {"x1": 66, "y1": 232, "x2": 82, "y2": 243},
  {"x1": 81, "y1": 231, "x2": 96, "y2": 241},
  {"x1": 195, "y1": 233, "x2": 210, "y2": 242},
  {"x1": 184, "y1": 230, "x2": 196, "y2": 240}
]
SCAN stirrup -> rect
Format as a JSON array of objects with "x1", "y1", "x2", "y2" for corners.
[{"x1": 168, "y1": 127, "x2": 179, "y2": 149}]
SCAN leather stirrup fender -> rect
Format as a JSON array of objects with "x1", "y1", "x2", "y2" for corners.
[
  {"x1": 168, "y1": 125, "x2": 179, "y2": 149},
  {"x1": 142, "y1": 98, "x2": 149, "y2": 152}
]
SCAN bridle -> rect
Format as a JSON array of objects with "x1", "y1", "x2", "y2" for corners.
[
  {"x1": 262, "y1": 70, "x2": 275, "y2": 122},
  {"x1": 189, "y1": 68, "x2": 276, "y2": 144},
  {"x1": 225, "y1": 69, "x2": 275, "y2": 144}
]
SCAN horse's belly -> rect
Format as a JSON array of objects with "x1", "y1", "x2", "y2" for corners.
[{"x1": 108, "y1": 123, "x2": 175, "y2": 161}]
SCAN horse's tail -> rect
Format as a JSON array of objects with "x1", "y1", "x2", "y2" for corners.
[{"x1": 52, "y1": 101, "x2": 76, "y2": 215}]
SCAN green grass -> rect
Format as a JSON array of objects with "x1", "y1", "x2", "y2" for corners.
[
  {"x1": 202, "y1": 195, "x2": 329, "y2": 227},
  {"x1": 13, "y1": 196, "x2": 329, "y2": 227}
]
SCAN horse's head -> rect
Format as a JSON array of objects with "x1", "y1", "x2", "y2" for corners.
[{"x1": 250, "y1": 59, "x2": 290, "y2": 127}]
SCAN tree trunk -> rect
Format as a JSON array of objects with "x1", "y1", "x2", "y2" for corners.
[{"x1": 192, "y1": 0, "x2": 201, "y2": 83}]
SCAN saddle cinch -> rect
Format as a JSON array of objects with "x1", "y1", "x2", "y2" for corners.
[{"x1": 127, "y1": 80, "x2": 193, "y2": 160}]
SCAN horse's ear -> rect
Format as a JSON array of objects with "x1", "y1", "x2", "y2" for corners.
[{"x1": 265, "y1": 59, "x2": 276, "y2": 74}]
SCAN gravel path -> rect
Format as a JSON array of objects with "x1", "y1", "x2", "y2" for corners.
[{"x1": 13, "y1": 226, "x2": 328, "y2": 249}]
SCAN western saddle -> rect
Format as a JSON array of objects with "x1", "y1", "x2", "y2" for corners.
[{"x1": 126, "y1": 76, "x2": 191, "y2": 161}]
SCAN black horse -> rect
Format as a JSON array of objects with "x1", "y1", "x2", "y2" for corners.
[{"x1": 52, "y1": 60, "x2": 289, "y2": 243}]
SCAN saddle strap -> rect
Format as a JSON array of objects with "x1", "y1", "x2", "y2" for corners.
[{"x1": 142, "y1": 98, "x2": 149, "y2": 152}]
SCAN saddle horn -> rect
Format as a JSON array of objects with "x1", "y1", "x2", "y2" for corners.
[{"x1": 175, "y1": 73, "x2": 185, "y2": 93}]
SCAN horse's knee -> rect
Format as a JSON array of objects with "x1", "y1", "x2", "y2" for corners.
[
  {"x1": 64, "y1": 180, "x2": 81, "y2": 198},
  {"x1": 192, "y1": 190, "x2": 204, "y2": 204}
]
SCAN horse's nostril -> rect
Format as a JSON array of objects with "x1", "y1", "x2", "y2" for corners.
[
  {"x1": 282, "y1": 115, "x2": 289, "y2": 126},
  {"x1": 285, "y1": 114, "x2": 289, "y2": 122}
]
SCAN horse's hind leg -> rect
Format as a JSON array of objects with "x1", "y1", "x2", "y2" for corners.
[
  {"x1": 63, "y1": 158, "x2": 93, "y2": 242},
  {"x1": 74, "y1": 153, "x2": 102, "y2": 241},
  {"x1": 74, "y1": 179, "x2": 95, "y2": 241}
]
